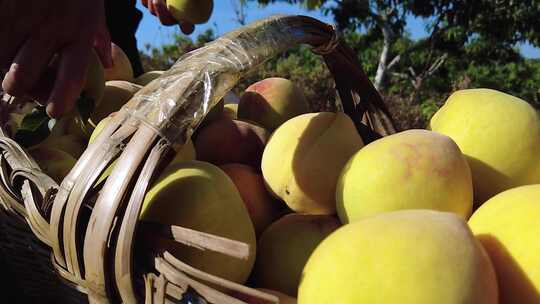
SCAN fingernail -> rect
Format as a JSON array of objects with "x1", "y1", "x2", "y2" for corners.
[
  {"x1": 2, "y1": 64, "x2": 19, "y2": 93},
  {"x1": 9, "y1": 63, "x2": 18, "y2": 73},
  {"x1": 180, "y1": 23, "x2": 195, "y2": 35}
]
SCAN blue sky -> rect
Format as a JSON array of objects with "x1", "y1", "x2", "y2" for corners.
[{"x1": 135, "y1": 1, "x2": 540, "y2": 58}]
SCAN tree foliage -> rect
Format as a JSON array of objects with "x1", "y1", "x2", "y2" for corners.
[
  {"x1": 251, "y1": 0, "x2": 540, "y2": 90},
  {"x1": 140, "y1": 1, "x2": 540, "y2": 130},
  {"x1": 139, "y1": 29, "x2": 216, "y2": 71}
]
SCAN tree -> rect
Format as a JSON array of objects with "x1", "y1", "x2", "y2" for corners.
[
  {"x1": 232, "y1": 0, "x2": 248, "y2": 25},
  {"x1": 251, "y1": 0, "x2": 540, "y2": 92},
  {"x1": 137, "y1": 3, "x2": 540, "y2": 131},
  {"x1": 139, "y1": 29, "x2": 216, "y2": 71}
]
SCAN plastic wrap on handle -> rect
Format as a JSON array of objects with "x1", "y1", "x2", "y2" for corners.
[{"x1": 123, "y1": 15, "x2": 331, "y2": 145}]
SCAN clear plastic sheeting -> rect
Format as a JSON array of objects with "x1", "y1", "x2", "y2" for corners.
[{"x1": 122, "y1": 15, "x2": 331, "y2": 146}]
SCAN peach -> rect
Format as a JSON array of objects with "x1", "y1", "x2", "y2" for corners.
[
  {"x1": 298, "y1": 210, "x2": 498, "y2": 304},
  {"x1": 262, "y1": 112, "x2": 364, "y2": 215},
  {"x1": 140, "y1": 161, "x2": 256, "y2": 284},
  {"x1": 337, "y1": 129, "x2": 473, "y2": 223},
  {"x1": 104, "y1": 43, "x2": 134, "y2": 82},
  {"x1": 83, "y1": 50, "x2": 106, "y2": 107},
  {"x1": 430, "y1": 88, "x2": 540, "y2": 205},
  {"x1": 195, "y1": 118, "x2": 270, "y2": 168},
  {"x1": 238, "y1": 78, "x2": 309, "y2": 131},
  {"x1": 469, "y1": 185, "x2": 540, "y2": 304},
  {"x1": 253, "y1": 214, "x2": 340, "y2": 296},
  {"x1": 133, "y1": 70, "x2": 164, "y2": 86},
  {"x1": 220, "y1": 164, "x2": 284, "y2": 237},
  {"x1": 89, "y1": 80, "x2": 141, "y2": 126},
  {"x1": 166, "y1": 0, "x2": 214, "y2": 24},
  {"x1": 28, "y1": 147, "x2": 77, "y2": 183},
  {"x1": 198, "y1": 99, "x2": 224, "y2": 129},
  {"x1": 35, "y1": 134, "x2": 86, "y2": 159},
  {"x1": 223, "y1": 103, "x2": 238, "y2": 120}
]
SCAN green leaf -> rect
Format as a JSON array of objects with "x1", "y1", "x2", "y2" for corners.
[
  {"x1": 14, "y1": 107, "x2": 51, "y2": 147},
  {"x1": 304, "y1": 0, "x2": 323, "y2": 10},
  {"x1": 18, "y1": 107, "x2": 50, "y2": 132}
]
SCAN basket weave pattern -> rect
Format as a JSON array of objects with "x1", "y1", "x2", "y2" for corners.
[{"x1": 0, "y1": 15, "x2": 395, "y2": 303}]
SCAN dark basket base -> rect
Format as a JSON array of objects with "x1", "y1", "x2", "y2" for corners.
[{"x1": 0, "y1": 207, "x2": 88, "y2": 304}]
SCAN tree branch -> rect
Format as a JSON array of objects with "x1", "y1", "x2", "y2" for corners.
[
  {"x1": 424, "y1": 53, "x2": 448, "y2": 77},
  {"x1": 231, "y1": 0, "x2": 247, "y2": 25},
  {"x1": 386, "y1": 23, "x2": 452, "y2": 71},
  {"x1": 367, "y1": 9, "x2": 385, "y2": 28},
  {"x1": 391, "y1": 72, "x2": 409, "y2": 80},
  {"x1": 408, "y1": 66, "x2": 416, "y2": 78},
  {"x1": 374, "y1": 20, "x2": 394, "y2": 89}
]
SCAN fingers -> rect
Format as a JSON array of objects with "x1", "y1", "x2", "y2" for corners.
[
  {"x1": 93, "y1": 0, "x2": 112, "y2": 69},
  {"x1": 0, "y1": 22, "x2": 28, "y2": 71},
  {"x1": 0, "y1": 45, "x2": 18, "y2": 72},
  {"x1": 26, "y1": 66, "x2": 57, "y2": 105},
  {"x1": 94, "y1": 26, "x2": 113, "y2": 69},
  {"x1": 145, "y1": 0, "x2": 193, "y2": 29},
  {"x1": 2, "y1": 35, "x2": 55, "y2": 98},
  {"x1": 148, "y1": 0, "x2": 157, "y2": 17},
  {"x1": 180, "y1": 22, "x2": 195, "y2": 35},
  {"x1": 46, "y1": 43, "x2": 91, "y2": 118},
  {"x1": 152, "y1": 0, "x2": 178, "y2": 26},
  {"x1": 0, "y1": 39, "x2": 27, "y2": 77}
]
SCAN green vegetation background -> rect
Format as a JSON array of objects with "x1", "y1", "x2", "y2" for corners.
[{"x1": 139, "y1": 1, "x2": 540, "y2": 131}]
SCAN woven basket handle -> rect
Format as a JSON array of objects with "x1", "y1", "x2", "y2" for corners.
[
  {"x1": 43, "y1": 15, "x2": 397, "y2": 304},
  {"x1": 0, "y1": 135, "x2": 57, "y2": 242}
]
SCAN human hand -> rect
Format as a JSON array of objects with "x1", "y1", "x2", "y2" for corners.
[
  {"x1": 141, "y1": 0, "x2": 195, "y2": 34},
  {"x1": 0, "y1": 0, "x2": 112, "y2": 118}
]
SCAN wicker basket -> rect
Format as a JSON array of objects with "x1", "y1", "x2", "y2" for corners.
[{"x1": 0, "y1": 15, "x2": 396, "y2": 303}]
